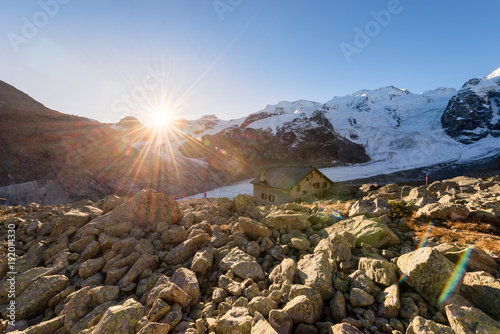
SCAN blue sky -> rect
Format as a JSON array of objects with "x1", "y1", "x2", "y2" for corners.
[{"x1": 1, "y1": 0, "x2": 499, "y2": 123}]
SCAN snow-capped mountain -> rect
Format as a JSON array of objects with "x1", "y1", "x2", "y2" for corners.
[
  {"x1": 179, "y1": 68, "x2": 500, "y2": 183},
  {"x1": 441, "y1": 70, "x2": 500, "y2": 143}
]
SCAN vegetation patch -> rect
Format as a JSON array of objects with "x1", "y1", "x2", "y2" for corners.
[{"x1": 389, "y1": 201, "x2": 413, "y2": 219}]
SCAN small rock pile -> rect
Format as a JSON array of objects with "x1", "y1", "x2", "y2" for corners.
[{"x1": 0, "y1": 179, "x2": 498, "y2": 334}]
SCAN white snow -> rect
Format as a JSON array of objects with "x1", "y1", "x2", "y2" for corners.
[{"x1": 153, "y1": 74, "x2": 500, "y2": 201}]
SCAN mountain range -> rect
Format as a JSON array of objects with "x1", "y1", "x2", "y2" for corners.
[{"x1": 1, "y1": 68, "x2": 500, "y2": 204}]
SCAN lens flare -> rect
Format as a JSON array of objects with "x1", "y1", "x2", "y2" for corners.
[
  {"x1": 399, "y1": 220, "x2": 434, "y2": 284},
  {"x1": 438, "y1": 246, "x2": 472, "y2": 305}
]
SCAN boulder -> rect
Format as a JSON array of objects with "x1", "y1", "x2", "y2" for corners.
[
  {"x1": 215, "y1": 307, "x2": 252, "y2": 334},
  {"x1": 136, "y1": 322, "x2": 171, "y2": 334},
  {"x1": 252, "y1": 312, "x2": 278, "y2": 334},
  {"x1": 14, "y1": 275, "x2": 69, "y2": 320},
  {"x1": 118, "y1": 254, "x2": 157, "y2": 288},
  {"x1": 397, "y1": 247, "x2": 460, "y2": 307},
  {"x1": 416, "y1": 203, "x2": 468, "y2": 220},
  {"x1": 236, "y1": 217, "x2": 271, "y2": 240},
  {"x1": 19, "y1": 314, "x2": 65, "y2": 334},
  {"x1": 262, "y1": 213, "x2": 311, "y2": 231},
  {"x1": 406, "y1": 316, "x2": 454, "y2": 334},
  {"x1": 269, "y1": 258, "x2": 297, "y2": 288},
  {"x1": 404, "y1": 187, "x2": 438, "y2": 206},
  {"x1": 161, "y1": 225, "x2": 188, "y2": 244},
  {"x1": 445, "y1": 303, "x2": 500, "y2": 334},
  {"x1": 350, "y1": 287, "x2": 375, "y2": 307},
  {"x1": 147, "y1": 298, "x2": 171, "y2": 322},
  {"x1": 102, "y1": 194, "x2": 125, "y2": 213},
  {"x1": 314, "y1": 232, "x2": 352, "y2": 262},
  {"x1": 231, "y1": 194, "x2": 259, "y2": 218},
  {"x1": 146, "y1": 282, "x2": 191, "y2": 308},
  {"x1": 248, "y1": 296, "x2": 277, "y2": 317},
  {"x1": 460, "y1": 271, "x2": 500, "y2": 320},
  {"x1": 92, "y1": 298, "x2": 144, "y2": 334},
  {"x1": 358, "y1": 257, "x2": 398, "y2": 286},
  {"x1": 348, "y1": 270, "x2": 381, "y2": 296},
  {"x1": 165, "y1": 232, "x2": 210, "y2": 266},
  {"x1": 330, "y1": 291, "x2": 347, "y2": 322},
  {"x1": 330, "y1": 323, "x2": 364, "y2": 334},
  {"x1": 171, "y1": 268, "x2": 199, "y2": 307},
  {"x1": 376, "y1": 283, "x2": 400, "y2": 318},
  {"x1": 269, "y1": 309, "x2": 293, "y2": 334},
  {"x1": 326, "y1": 216, "x2": 399, "y2": 248},
  {"x1": 284, "y1": 285, "x2": 323, "y2": 324},
  {"x1": 79, "y1": 257, "x2": 105, "y2": 278},
  {"x1": 297, "y1": 252, "x2": 335, "y2": 299},
  {"x1": 191, "y1": 245, "x2": 214, "y2": 275},
  {"x1": 219, "y1": 248, "x2": 265, "y2": 281},
  {"x1": 445, "y1": 245, "x2": 498, "y2": 275},
  {"x1": 99, "y1": 189, "x2": 181, "y2": 227}
]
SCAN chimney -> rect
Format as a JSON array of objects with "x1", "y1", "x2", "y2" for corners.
[{"x1": 261, "y1": 171, "x2": 266, "y2": 183}]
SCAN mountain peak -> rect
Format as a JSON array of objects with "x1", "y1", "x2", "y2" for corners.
[{"x1": 484, "y1": 67, "x2": 500, "y2": 81}]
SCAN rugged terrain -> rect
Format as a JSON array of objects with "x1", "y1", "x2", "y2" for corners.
[{"x1": 0, "y1": 175, "x2": 499, "y2": 333}]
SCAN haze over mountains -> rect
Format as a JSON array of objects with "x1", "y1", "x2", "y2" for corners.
[{"x1": 1, "y1": 68, "x2": 500, "y2": 204}]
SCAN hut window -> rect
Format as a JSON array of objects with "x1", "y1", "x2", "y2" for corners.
[{"x1": 261, "y1": 193, "x2": 267, "y2": 200}]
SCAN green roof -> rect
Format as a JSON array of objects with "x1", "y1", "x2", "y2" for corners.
[{"x1": 250, "y1": 166, "x2": 333, "y2": 190}]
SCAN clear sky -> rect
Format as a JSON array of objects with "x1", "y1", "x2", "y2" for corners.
[{"x1": 1, "y1": 0, "x2": 499, "y2": 124}]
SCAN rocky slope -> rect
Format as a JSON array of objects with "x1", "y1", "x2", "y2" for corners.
[
  {"x1": 0, "y1": 176, "x2": 499, "y2": 333},
  {"x1": 441, "y1": 69, "x2": 500, "y2": 143},
  {"x1": 0, "y1": 81, "x2": 227, "y2": 204}
]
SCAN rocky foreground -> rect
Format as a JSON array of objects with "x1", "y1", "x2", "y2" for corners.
[{"x1": 0, "y1": 176, "x2": 500, "y2": 334}]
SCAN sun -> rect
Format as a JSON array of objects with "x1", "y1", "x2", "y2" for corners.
[{"x1": 151, "y1": 110, "x2": 172, "y2": 129}]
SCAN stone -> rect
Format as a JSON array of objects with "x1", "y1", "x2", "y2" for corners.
[
  {"x1": 460, "y1": 271, "x2": 500, "y2": 320},
  {"x1": 146, "y1": 282, "x2": 191, "y2": 308},
  {"x1": 445, "y1": 245, "x2": 498, "y2": 275},
  {"x1": 71, "y1": 301, "x2": 118, "y2": 334},
  {"x1": 0, "y1": 267, "x2": 51, "y2": 304},
  {"x1": 416, "y1": 203, "x2": 469, "y2": 221},
  {"x1": 330, "y1": 323, "x2": 364, "y2": 334},
  {"x1": 103, "y1": 221, "x2": 133, "y2": 238},
  {"x1": 237, "y1": 217, "x2": 271, "y2": 240},
  {"x1": 172, "y1": 268, "x2": 199, "y2": 307},
  {"x1": 399, "y1": 297, "x2": 420, "y2": 319},
  {"x1": 348, "y1": 270, "x2": 381, "y2": 296},
  {"x1": 98, "y1": 189, "x2": 181, "y2": 228},
  {"x1": 92, "y1": 298, "x2": 144, "y2": 334},
  {"x1": 118, "y1": 254, "x2": 157, "y2": 288},
  {"x1": 325, "y1": 216, "x2": 399, "y2": 248},
  {"x1": 269, "y1": 258, "x2": 297, "y2": 288},
  {"x1": 162, "y1": 303, "x2": 183, "y2": 329},
  {"x1": 284, "y1": 285, "x2": 323, "y2": 324},
  {"x1": 191, "y1": 245, "x2": 214, "y2": 275},
  {"x1": 20, "y1": 314, "x2": 65, "y2": 334},
  {"x1": 136, "y1": 322, "x2": 171, "y2": 334},
  {"x1": 282, "y1": 295, "x2": 317, "y2": 324},
  {"x1": 330, "y1": 290, "x2": 347, "y2": 322},
  {"x1": 102, "y1": 194, "x2": 125, "y2": 213},
  {"x1": 404, "y1": 187, "x2": 438, "y2": 206},
  {"x1": 314, "y1": 232, "x2": 352, "y2": 262},
  {"x1": 231, "y1": 194, "x2": 258, "y2": 217},
  {"x1": 161, "y1": 225, "x2": 188, "y2": 244},
  {"x1": 215, "y1": 307, "x2": 252, "y2": 334},
  {"x1": 406, "y1": 316, "x2": 454, "y2": 334},
  {"x1": 79, "y1": 257, "x2": 105, "y2": 278},
  {"x1": 262, "y1": 213, "x2": 311, "y2": 231},
  {"x1": 348, "y1": 200, "x2": 374, "y2": 217},
  {"x1": 14, "y1": 275, "x2": 69, "y2": 320},
  {"x1": 63, "y1": 287, "x2": 93, "y2": 329},
  {"x1": 445, "y1": 303, "x2": 500, "y2": 334},
  {"x1": 252, "y1": 311, "x2": 278, "y2": 334},
  {"x1": 165, "y1": 233, "x2": 210, "y2": 266},
  {"x1": 269, "y1": 309, "x2": 293, "y2": 334},
  {"x1": 376, "y1": 283, "x2": 400, "y2": 318},
  {"x1": 219, "y1": 274, "x2": 242, "y2": 296},
  {"x1": 297, "y1": 252, "x2": 335, "y2": 299},
  {"x1": 247, "y1": 241, "x2": 261, "y2": 258},
  {"x1": 147, "y1": 298, "x2": 171, "y2": 322},
  {"x1": 290, "y1": 234, "x2": 311, "y2": 251},
  {"x1": 87, "y1": 286, "x2": 119, "y2": 307},
  {"x1": 397, "y1": 247, "x2": 460, "y2": 307},
  {"x1": 52, "y1": 210, "x2": 90, "y2": 235},
  {"x1": 80, "y1": 240, "x2": 100, "y2": 261},
  {"x1": 248, "y1": 296, "x2": 277, "y2": 317},
  {"x1": 350, "y1": 287, "x2": 375, "y2": 307},
  {"x1": 219, "y1": 248, "x2": 265, "y2": 281},
  {"x1": 358, "y1": 257, "x2": 397, "y2": 286}
]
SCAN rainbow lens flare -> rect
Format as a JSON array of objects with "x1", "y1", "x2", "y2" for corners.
[
  {"x1": 438, "y1": 246, "x2": 472, "y2": 305},
  {"x1": 399, "y1": 220, "x2": 433, "y2": 284}
]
